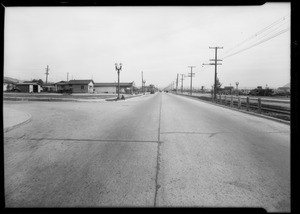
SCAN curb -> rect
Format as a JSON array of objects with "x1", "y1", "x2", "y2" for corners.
[
  {"x1": 4, "y1": 112, "x2": 32, "y2": 133},
  {"x1": 4, "y1": 97, "x2": 107, "y2": 102},
  {"x1": 4, "y1": 95, "x2": 142, "y2": 102},
  {"x1": 174, "y1": 93, "x2": 290, "y2": 125}
]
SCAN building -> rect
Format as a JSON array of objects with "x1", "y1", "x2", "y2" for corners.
[
  {"x1": 94, "y1": 82, "x2": 135, "y2": 94},
  {"x1": 3, "y1": 77, "x2": 19, "y2": 91},
  {"x1": 68, "y1": 79, "x2": 94, "y2": 93},
  {"x1": 42, "y1": 82, "x2": 56, "y2": 92},
  {"x1": 16, "y1": 82, "x2": 43, "y2": 93},
  {"x1": 3, "y1": 79, "x2": 16, "y2": 92},
  {"x1": 55, "y1": 81, "x2": 70, "y2": 93},
  {"x1": 278, "y1": 83, "x2": 290, "y2": 93}
]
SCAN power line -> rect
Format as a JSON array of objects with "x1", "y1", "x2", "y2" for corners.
[
  {"x1": 221, "y1": 15, "x2": 290, "y2": 57},
  {"x1": 222, "y1": 27, "x2": 290, "y2": 59}
]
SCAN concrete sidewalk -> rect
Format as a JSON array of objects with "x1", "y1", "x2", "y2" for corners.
[{"x1": 3, "y1": 107, "x2": 31, "y2": 132}]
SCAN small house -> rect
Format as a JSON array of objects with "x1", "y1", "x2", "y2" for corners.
[
  {"x1": 42, "y1": 82, "x2": 57, "y2": 92},
  {"x1": 94, "y1": 82, "x2": 135, "y2": 94},
  {"x1": 16, "y1": 82, "x2": 43, "y2": 93},
  {"x1": 55, "y1": 81, "x2": 69, "y2": 93},
  {"x1": 68, "y1": 79, "x2": 94, "y2": 93},
  {"x1": 3, "y1": 79, "x2": 17, "y2": 92}
]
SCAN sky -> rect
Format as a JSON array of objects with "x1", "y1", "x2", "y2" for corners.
[{"x1": 4, "y1": 3, "x2": 290, "y2": 89}]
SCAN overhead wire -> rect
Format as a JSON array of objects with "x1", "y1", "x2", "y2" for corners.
[
  {"x1": 221, "y1": 15, "x2": 289, "y2": 57},
  {"x1": 222, "y1": 27, "x2": 290, "y2": 59}
]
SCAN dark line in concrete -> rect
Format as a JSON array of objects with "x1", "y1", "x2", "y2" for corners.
[
  {"x1": 160, "y1": 131, "x2": 232, "y2": 135},
  {"x1": 154, "y1": 93, "x2": 163, "y2": 207},
  {"x1": 160, "y1": 131, "x2": 289, "y2": 135},
  {"x1": 3, "y1": 137, "x2": 159, "y2": 143},
  {"x1": 4, "y1": 118, "x2": 32, "y2": 133}
]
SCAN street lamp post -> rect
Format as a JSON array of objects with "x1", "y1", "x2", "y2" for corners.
[
  {"x1": 115, "y1": 63, "x2": 122, "y2": 99},
  {"x1": 235, "y1": 82, "x2": 239, "y2": 96}
]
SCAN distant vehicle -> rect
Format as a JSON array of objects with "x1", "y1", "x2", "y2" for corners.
[
  {"x1": 249, "y1": 88, "x2": 273, "y2": 96},
  {"x1": 150, "y1": 91, "x2": 155, "y2": 94},
  {"x1": 12, "y1": 87, "x2": 21, "y2": 92}
]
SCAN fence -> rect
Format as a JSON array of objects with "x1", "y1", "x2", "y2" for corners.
[{"x1": 176, "y1": 92, "x2": 290, "y2": 121}]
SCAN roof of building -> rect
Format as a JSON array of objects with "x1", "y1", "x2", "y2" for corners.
[
  {"x1": 42, "y1": 82, "x2": 55, "y2": 86},
  {"x1": 16, "y1": 82, "x2": 40, "y2": 85},
  {"x1": 94, "y1": 82, "x2": 134, "y2": 87},
  {"x1": 55, "y1": 81, "x2": 68, "y2": 85},
  {"x1": 223, "y1": 86, "x2": 234, "y2": 90},
  {"x1": 68, "y1": 79, "x2": 94, "y2": 85}
]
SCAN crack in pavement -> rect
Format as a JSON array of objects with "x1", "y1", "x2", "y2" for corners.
[
  {"x1": 160, "y1": 131, "x2": 232, "y2": 135},
  {"x1": 3, "y1": 137, "x2": 161, "y2": 144},
  {"x1": 154, "y1": 93, "x2": 163, "y2": 207},
  {"x1": 160, "y1": 131, "x2": 289, "y2": 135}
]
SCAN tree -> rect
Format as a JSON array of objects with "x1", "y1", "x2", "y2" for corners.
[{"x1": 32, "y1": 79, "x2": 44, "y2": 85}]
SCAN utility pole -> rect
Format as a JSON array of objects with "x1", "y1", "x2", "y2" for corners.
[
  {"x1": 188, "y1": 66, "x2": 196, "y2": 95},
  {"x1": 67, "y1": 72, "x2": 69, "y2": 82},
  {"x1": 176, "y1": 74, "x2": 179, "y2": 94},
  {"x1": 209, "y1": 47, "x2": 223, "y2": 101},
  {"x1": 180, "y1": 74, "x2": 184, "y2": 93},
  {"x1": 45, "y1": 65, "x2": 50, "y2": 83},
  {"x1": 143, "y1": 80, "x2": 146, "y2": 94},
  {"x1": 141, "y1": 71, "x2": 143, "y2": 94}
]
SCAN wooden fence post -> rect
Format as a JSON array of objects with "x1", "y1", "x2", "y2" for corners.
[
  {"x1": 246, "y1": 97, "x2": 250, "y2": 111},
  {"x1": 230, "y1": 96, "x2": 233, "y2": 107},
  {"x1": 258, "y1": 98, "x2": 261, "y2": 114},
  {"x1": 225, "y1": 96, "x2": 227, "y2": 105},
  {"x1": 219, "y1": 94, "x2": 221, "y2": 104},
  {"x1": 238, "y1": 97, "x2": 241, "y2": 109}
]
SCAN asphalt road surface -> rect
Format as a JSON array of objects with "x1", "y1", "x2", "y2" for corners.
[{"x1": 4, "y1": 92, "x2": 290, "y2": 211}]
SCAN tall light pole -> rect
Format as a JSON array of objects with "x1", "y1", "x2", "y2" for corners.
[
  {"x1": 235, "y1": 81, "x2": 239, "y2": 96},
  {"x1": 115, "y1": 63, "x2": 122, "y2": 99}
]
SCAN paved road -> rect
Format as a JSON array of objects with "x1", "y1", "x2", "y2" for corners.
[{"x1": 3, "y1": 92, "x2": 290, "y2": 211}]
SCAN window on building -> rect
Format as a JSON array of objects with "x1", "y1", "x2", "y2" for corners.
[{"x1": 81, "y1": 85, "x2": 84, "y2": 89}]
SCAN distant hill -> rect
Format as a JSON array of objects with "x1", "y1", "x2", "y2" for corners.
[
  {"x1": 4, "y1": 77, "x2": 28, "y2": 83},
  {"x1": 282, "y1": 83, "x2": 290, "y2": 88}
]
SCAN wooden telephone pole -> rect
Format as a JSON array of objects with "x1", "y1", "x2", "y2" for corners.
[{"x1": 45, "y1": 65, "x2": 50, "y2": 83}]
